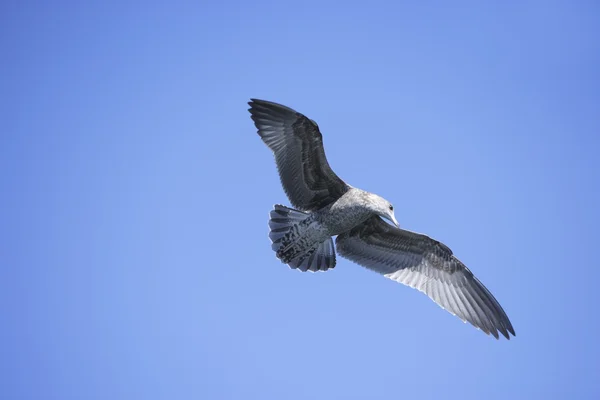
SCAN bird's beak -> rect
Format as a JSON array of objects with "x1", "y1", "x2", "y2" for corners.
[{"x1": 391, "y1": 214, "x2": 400, "y2": 228}]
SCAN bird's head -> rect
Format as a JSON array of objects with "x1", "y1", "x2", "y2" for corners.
[{"x1": 367, "y1": 193, "x2": 399, "y2": 228}]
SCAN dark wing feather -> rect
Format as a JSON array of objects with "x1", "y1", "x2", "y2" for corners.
[
  {"x1": 336, "y1": 216, "x2": 515, "y2": 339},
  {"x1": 248, "y1": 99, "x2": 349, "y2": 211}
]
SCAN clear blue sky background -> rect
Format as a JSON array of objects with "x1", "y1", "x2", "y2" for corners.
[{"x1": 2, "y1": 1, "x2": 599, "y2": 399}]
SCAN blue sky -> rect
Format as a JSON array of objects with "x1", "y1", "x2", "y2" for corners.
[{"x1": 2, "y1": 1, "x2": 599, "y2": 399}]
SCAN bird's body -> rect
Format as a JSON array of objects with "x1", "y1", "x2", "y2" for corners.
[
  {"x1": 273, "y1": 188, "x2": 384, "y2": 264},
  {"x1": 248, "y1": 98, "x2": 515, "y2": 340},
  {"x1": 314, "y1": 188, "x2": 384, "y2": 235}
]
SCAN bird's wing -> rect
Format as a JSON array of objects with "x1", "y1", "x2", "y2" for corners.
[
  {"x1": 336, "y1": 216, "x2": 515, "y2": 339},
  {"x1": 248, "y1": 99, "x2": 349, "y2": 211}
]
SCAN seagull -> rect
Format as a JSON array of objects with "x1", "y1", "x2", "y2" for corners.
[{"x1": 248, "y1": 98, "x2": 515, "y2": 340}]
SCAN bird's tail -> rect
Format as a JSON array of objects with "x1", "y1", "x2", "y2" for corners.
[{"x1": 268, "y1": 204, "x2": 336, "y2": 272}]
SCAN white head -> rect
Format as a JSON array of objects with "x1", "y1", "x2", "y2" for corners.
[{"x1": 366, "y1": 193, "x2": 399, "y2": 228}]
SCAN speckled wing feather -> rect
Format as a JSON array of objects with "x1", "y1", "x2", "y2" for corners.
[
  {"x1": 248, "y1": 99, "x2": 349, "y2": 211},
  {"x1": 336, "y1": 216, "x2": 515, "y2": 339}
]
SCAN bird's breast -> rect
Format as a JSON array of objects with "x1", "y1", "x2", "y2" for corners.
[{"x1": 317, "y1": 201, "x2": 373, "y2": 236}]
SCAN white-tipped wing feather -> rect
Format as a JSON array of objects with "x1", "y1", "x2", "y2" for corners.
[{"x1": 336, "y1": 216, "x2": 515, "y2": 339}]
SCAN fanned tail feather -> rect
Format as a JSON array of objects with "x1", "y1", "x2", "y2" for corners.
[{"x1": 268, "y1": 204, "x2": 336, "y2": 272}]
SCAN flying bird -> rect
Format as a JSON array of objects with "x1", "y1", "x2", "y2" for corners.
[{"x1": 248, "y1": 98, "x2": 515, "y2": 340}]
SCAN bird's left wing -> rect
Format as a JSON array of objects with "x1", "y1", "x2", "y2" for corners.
[
  {"x1": 336, "y1": 216, "x2": 515, "y2": 339},
  {"x1": 248, "y1": 99, "x2": 349, "y2": 211}
]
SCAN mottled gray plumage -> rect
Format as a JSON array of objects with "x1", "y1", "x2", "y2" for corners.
[
  {"x1": 248, "y1": 99, "x2": 349, "y2": 211},
  {"x1": 248, "y1": 99, "x2": 515, "y2": 340}
]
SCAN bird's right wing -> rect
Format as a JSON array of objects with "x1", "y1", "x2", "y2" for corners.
[
  {"x1": 248, "y1": 99, "x2": 349, "y2": 211},
  {"x1": 336, "y1": 216, "x2": 515, "y2": 339}
]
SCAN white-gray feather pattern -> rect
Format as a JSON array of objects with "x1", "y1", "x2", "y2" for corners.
[{"x1": 335, "y1": 217, "x2": 514, "y2": 339}]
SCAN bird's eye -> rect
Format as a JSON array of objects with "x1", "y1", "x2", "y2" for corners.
[{"x1": 389, "y1": 205, "x2": 394, "y2": 211}]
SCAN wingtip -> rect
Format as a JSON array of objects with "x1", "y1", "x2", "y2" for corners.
[
  {"x1": 248, "y1": 98, "x2": 259, "y2": 112},
  {"x1": 247, "y1": 98, "x2": 271, "y2": 115},
  {"x1": 498, "y1": 315, "x2": 516, "y2": 339},
  {"x1": 507, "y1": 325, "x2": 516, "y2": 338},
  {"x1": 497, "y1": 325, "x2": 515, "y2": 340},
  {"x1": 247, "y1": 98, "x2": 300, "y2": 117},
  {"x1": 247, "y1": 98, "x2": 263, "y2": 111},
  {"x1": 248, "y1": 98, "x2": 269, "y2": 107}
]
